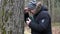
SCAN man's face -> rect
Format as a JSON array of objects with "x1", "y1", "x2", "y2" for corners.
[
  {"x1": 30, "y1": 9, "x2": 37, "y2": 15},
  {"x1": 30, "y1": 6, "x2": 42, "y2": 15}
]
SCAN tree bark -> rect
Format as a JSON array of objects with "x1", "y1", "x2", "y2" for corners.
[{"x1": 1, "y1": 0, "x2": 24, "y2": 34}]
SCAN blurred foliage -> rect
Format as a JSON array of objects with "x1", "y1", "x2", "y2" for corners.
[{"x1": 52, "y1": 22, "x2": 60, "y2": 26}]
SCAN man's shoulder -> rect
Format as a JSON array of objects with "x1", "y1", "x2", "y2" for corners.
[
  {"x1": 40, "y1": 11, "x2": 48, "y2": 15},
  {"x1": 37, "y1": 11, "x2": 50, "y2": 18}
]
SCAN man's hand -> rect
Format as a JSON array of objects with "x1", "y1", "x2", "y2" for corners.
[
  {"x1": 26, "y1": 18, "x2": 31, "y2": 25},
  {"x1": 24, "y1": 7, "x2": 29, "y2": 13}
]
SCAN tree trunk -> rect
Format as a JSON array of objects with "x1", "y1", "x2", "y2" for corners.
[
  {"x1": 51, "y1": 0, "x2": 55, "y2": 22},
  {"x1": 1, "y1": 0, "x2": 24, "y2": 34}
]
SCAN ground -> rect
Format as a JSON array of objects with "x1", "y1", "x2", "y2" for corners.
[
  {"x1": 52, "y1": 26, "x2": 60, "y2": 34},
  {"x1": 24, "y1": 23, "x2": 60, "y2": 34}
]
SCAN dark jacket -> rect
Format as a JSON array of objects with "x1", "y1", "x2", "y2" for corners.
[{"x1": 28, "y1": 6, "x2": 52, "y2": 34}]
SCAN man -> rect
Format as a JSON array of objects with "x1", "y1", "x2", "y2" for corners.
[{"x1": 24, "y1": 1, "x2": 52, "y2": 34}]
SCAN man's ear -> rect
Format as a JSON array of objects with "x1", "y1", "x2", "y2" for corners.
[
  {"x1": 36, "y1": 1, "x2": 42, "y2": 7},
  {"x1": 35, "y1": 5, "x2": 41, "y2": 12},
  {"x1": 35, "y1": 1, "x2": 43, "y2": 12}
]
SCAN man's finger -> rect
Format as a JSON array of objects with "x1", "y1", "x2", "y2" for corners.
[
  {"x1": 28, "y1": 18, "x2": 30, "y2": 20},
  {"x1": 26, "y1": 21, "x2": 29, "y2": 23},
  {"x1": 28, "y1": 18, "x2": 31, "y2": 21}
]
